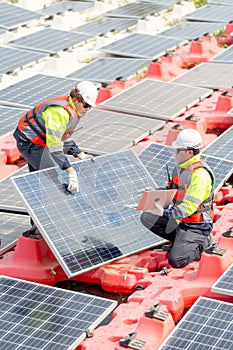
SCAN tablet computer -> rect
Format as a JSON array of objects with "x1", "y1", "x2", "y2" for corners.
[{"x1": 136, "y1": 189, "x2": 177, "y2": 211}]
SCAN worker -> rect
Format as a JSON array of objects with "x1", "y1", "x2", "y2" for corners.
[
  {"x1": 13, "y1": 80, "x2": 98, "y2": 237},
  {"x1": 140, "y1": 129, "x2": 215, "y2": 268}
]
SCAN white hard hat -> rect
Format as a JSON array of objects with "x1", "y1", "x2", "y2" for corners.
[
  {"x1": 76, "y1": 81, "x2": 98, "y2": 107},
  {"x1": 172, "y1": 129, "x2": 203, "y2": 149}
]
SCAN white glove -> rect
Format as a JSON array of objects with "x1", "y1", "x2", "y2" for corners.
[
  {"x1": 77, "y1": 152, "x2": 94, "y2": 161},
  {"x1": 68, "y1": 171, "x2": 79, "y2": 192},
  {"x1": 144, "y1": 202, "x2": 164, "y2": 216}
]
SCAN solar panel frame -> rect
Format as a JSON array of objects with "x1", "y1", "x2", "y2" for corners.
[
  {"x1": 172, "y1": 62, "x2": 233, "y2": 89},
  {"x1": 12, "y1": 150, "x2": 165, "y2": 278},
  {"x1": 100, "y1": 33, "x2": 186, "y2": 59},
  {"x1": 72, "y1": 109, "x2": 165, "y2": 155},
  {"x1": 210, "y1": 45, "x2": 233, "y2": 63},
  {"x1": 0, "y1": 74, "x2": 77, "y2": 108},
  {"x1": 184, "y1": 4, "x2": 233, "y2": 22},
  {"x1": 105, "y1": 2, "x2": 167, "y2": 19},
  {"x1": 0, "y1": 106, "x2": 28, "y2": 137},
  {"x1": 158, "y1": 296, "x2": 233, "y2": 350},
  {"x1": 100, "y1": 79, "x2": 212, "y2": 121},
  {"x1": 68, "y1": 57, "x2": 151, "y2": 83},
  {"x1": 8, "y1": 28, "x2": 93, "y2": 55},
  {"x1": 202, "y1": 126, "x2": 233, "y2": 162},
  {"x1": 0, "y1": 275, "x2": 117, "y2": 350},
  {"x1": 211, "y1": 264, "x2": 233, "y2": 296}
]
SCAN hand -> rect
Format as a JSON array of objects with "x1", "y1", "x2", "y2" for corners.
[
  {"x1": 68, "y1": 171, "x2": 79, "y2": 192},
  {"x1": 144, "y1": 202, "x2": 164, "y2": 216},
  {"x1": 77, "y1": 152, "x2": 95, "y2": 161}
]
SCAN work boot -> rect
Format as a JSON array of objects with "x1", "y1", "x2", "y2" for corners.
[
  {"x1": 22, "y1": 225, "x2": 42, "y2": 240},
  {"x1": 207, "y1": 233, "x2": 214, "y2": 247}
]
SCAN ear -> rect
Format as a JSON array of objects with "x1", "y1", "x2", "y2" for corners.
[{"x1": 188, "y1": 149, "x2": 194, "y2": 157}]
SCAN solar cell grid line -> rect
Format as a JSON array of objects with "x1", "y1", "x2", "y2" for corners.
[
  {"x1": 202, "y1": 126, "x2": 233, "y2": 162},
  {"x1": 105, "y1": 2, "x2": 167, "y2": 19},
  {"x1": 0, "y1": 275, "x2": 117, "y2": 350},
  {"x1": 160, "y1": 21, "x2": 224, "y2": 40},
  {"x1": 100, "y1": 33, "x2": 186, "y2": 59},
  {"x1": 157, "y1": 296, "x2": 233, "y2": 350},
  {"x1": 71, "y1": 109, "x2": 165, "y2": 155},
  {"x1": 11, "y1": 149, "x2": 165, "y2": 277},
  {"x1": 184, "y1": 4, "x2": 233, "y2": 23},
  {"x1": 211, "y1": 263, "x2": 233, "y2": 296},
  {"x1": 8, "y1": 28, "x2": 94, "y2": 55},
  {"x1": 100, "y1": 79, "x2": 212, "y2": 121},
  {"x1": 68, "y1": 57, "x2": 151, "y2": 83},
  {"x1": 0, "y1": 2, "x2": 43, "y2": 30},
  {"x1": 72, "y1": 17, "x2": 137, "y2": 36},
  {"x1": 172, "y1": 62, "x2": 233, "y2": 90},
  {"x1": 0, "y1": 46, "x2": 47, "y2": 77},
  {"x1": 40, "y1": 1, "x2": 94, "y2": 16},
  {"x1": 0, "y1": 106, "x2": 28, "y2": 138},
  {"x1": 210, "y1": 45, "x2": 233, "y2": 63},
  {"x1": 0, "y1": 213, "x2": 29, "y2": 255},
  {"x1": 0, "y1": 74, "x2": 77, "y2": 108}
]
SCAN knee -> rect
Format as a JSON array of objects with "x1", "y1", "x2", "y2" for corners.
[
  {"x1": 168, "y1": 252, "x2": 189, "y2": 269},
  {"x1": 140, "y1": 212, "x2": 155, "y2": 230}
]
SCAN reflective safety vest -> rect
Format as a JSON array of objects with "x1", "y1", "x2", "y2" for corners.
[
  {"x1": 170, "y1": 160, "x2": 214, "y2": 223},
  {"x1": 18, "y1": 96, "x2": 80, "y2": 147}
]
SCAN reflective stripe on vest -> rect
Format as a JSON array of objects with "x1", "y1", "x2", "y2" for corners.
[
  {"x1": 18, "y1": 96, "x2": 79, "y2": 147},
  {"x1": 170, "y1": 160, "x2": 215, "y2": 223}
]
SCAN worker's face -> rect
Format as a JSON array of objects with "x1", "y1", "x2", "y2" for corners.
[
  {"x1": 73, "y1": 98, "x2": 91, "y2": 117},
  {"x1": 175, "y1": 149, "x2": 194, "y2": 165}
]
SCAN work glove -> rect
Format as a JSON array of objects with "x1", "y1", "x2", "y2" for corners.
[
  {"x1": 77, "y1": 152, "x2": 95, "y2": 162},
  {"x1": 144, "y1": 202, "x2": 164, "y2": 216},
  {"x1": 68, "y1": 171, "x2": 79, "y2": 192}
]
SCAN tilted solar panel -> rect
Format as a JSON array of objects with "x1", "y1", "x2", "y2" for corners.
[
  {"x1": 185, "y1": 4, "x2": 233, "y2": 22},
  {"x1": 211, "y1": 263, "x2": 233, "y2": 297},
  {"x1": 210, "y1": 46, "x2": 233, "y2": 63},
  {"x1": 202, "y1": 126, "x2": 233, "y2": 162},
  {"x1": 0, "y1": 106, "x2": 28, "y2": 137}
]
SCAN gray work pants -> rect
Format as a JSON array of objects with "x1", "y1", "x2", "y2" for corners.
[{"x1": 141, "y1": 212, "x2": 210, "y2": 268}]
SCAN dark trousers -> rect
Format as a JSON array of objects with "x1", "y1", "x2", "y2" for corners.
[{"x1": 141, "y1": 212, "x2": 210, "y2": 268}]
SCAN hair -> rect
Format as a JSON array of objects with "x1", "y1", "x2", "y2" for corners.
[
  {"x1": 188, "y1": 148, "x2": 200, "y2": 155},
  {"x1": 70, "y1": 87, "x2": 82, "y2": 100}
]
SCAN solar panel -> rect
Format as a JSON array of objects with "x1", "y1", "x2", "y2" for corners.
[
  {"x1": 12, "y1": 150, "x2": 165, "y2": 277},
  {"x1": 185, "y1": 4, "x2": 233, "y2": 22},
  {"x1": 209, "y1": 0, "x2": 233, "y2": 5},
  {"x1": 0, "y1": 213, "x2": 29, "y2": 255},
  {"x1": 0, "y1": 74, "x2": 77, "y2": 108},
  {"x1": 210, "y1": 45, "x2": 233, "y2": 63},
  {"x1": 202, "y1": 126, "x2": 233, "y2": 162},
  {"x1": 68, "y1": 57, "x2": 150, "y2": 83},
  {"x1": 211, "y1": 264, "x2": 233, "y2": 297},
  {"x1": 100, "y1": 33, "x2": 185, "y2": 59},
  {"x1": 40, "y1": 1, "x2": 94, "y2": 16},
  {"x1": 105, "y1": 3, "x2": 167, "y2": 19},
  {"x1": 158, "y1": 297, "x2": 233, "y2": 350},
  {"x1": 0, "y1": 2, "x2": 42, "y2": 30},
  {"x1": 72, "y1": 109, "x2": 165, "y2": 155},
  {"x1": 160, "y1": 21, "x2": 224, "y2": 40},
  {"x1": 0, "y1": 275, "x2": 117, "y2": 349},
  {"x1": 8, "y1": 28, "x2": 93, "y2": 55},
  {"x1": 0, "y1": 165, "x2": 29, "y2": 213},
  {"x1": 100, "y1": 79, "x2": 212, "y2": 120},
  {"x1": 72, "y1": 17, "x2": 137, "y2": 35},
  {"x1": 0, "y1": 46, "x2": 47, "y2": 80},
  {"x1": 0, "y1": 106, "x2": 28, "y2": 137},
  {"x1": 172, "y1": 63, "x2": 233, "y2": 89}
]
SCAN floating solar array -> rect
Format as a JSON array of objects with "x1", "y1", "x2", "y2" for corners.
[
  {"x1": 9, "y1": 28, "x2": 93, "y2": 55},
  {"x1": 0, "y1": 2, "x2": 43, "y2": 30},
  {"x1": 0, "y1": 46, "x2": 47, "y2": 79},
  {"x1": 105, "y1": 3, "x2": 167, "y2": 19},
  {"x1": 0, "y1": 165, "x2": 29, "y2": 213},
  {"x1": 0, "y1": 213, "x2": 29, "y2": 255},
  {"x1": 185, "y1": 4, "x2": 233, "y2": 22},
  {"x1": 210, "y1": 45, "x2": 233, "y2": 63},
  {"x1": 100, "y1": 79, "x2": 212, "y2": 120},
  {"x1": 73, "y1": 17, "x2": 137, "y2": 36},
  {"x1": 72, "y1": 109, "x2": 165, "y2": 155},
  {"x1": 40, "y1": 0, "x2": 94, "y2": 16},
  {"x1": 68, "y1": 57, "x2": 150, "y2": 83},
  {"x1": 158, "y1": 297, "x2": 233, "y2": 350},
  {"x1": 160, "y1": 21, "x2": 223, "y2": 40},
  {"x1": 172, "y1": 63, "x2": 233, "y2": 89},
  {"x1": 211, "y1": 264, "x2": 233, "y2": 297},
  {"x1": 202, "y1": 126, "x2": 233, "y2": 162},
  {"x1": 0, "y1": 74, "x2": 76, "y2": 108},
  {"x1": 100, "y1": 33, "x2": 185, "y2": 59},
  {"x1": 0, "y1": 106, "x2": 28, "y2": 137},
  {"x1": 12, "y1": 150, "x2": 164, "y2": 277},
  {"x1": 0, "y1": 276, "x2": 117, "y2": 350}
]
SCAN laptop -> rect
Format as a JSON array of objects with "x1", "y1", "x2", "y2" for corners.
[{"x1": 136, "y1": 189, "x2": 177, "y2": 211}]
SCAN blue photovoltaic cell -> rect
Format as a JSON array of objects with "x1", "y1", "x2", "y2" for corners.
[
  {"x1": 40, "y1": 1, "x2": 94, "y2": 16},
  {"x1": 185, "y1": 4, "x2": 233, "y2": 22},
  {"x1": 0, "y1": 276, "x2": 117, "y2": 350},
  {"x1": 0, "y1": 106, "x2": 28, "y2": 137},
  {"x1": 211, "y1": 264, "x2": 233, "y2": 296},
  {"x1": 210, "y1": 45, "x2": 233, "y2": 63},
  {"x1": 0, "y1": 2, "x2": 42, "y2": 30},
  {"x1": 158, "y1": 297, "x2": 233, "y2": 350},
  {"x1": 105, "y1": 3, "x2": 167, "y2": 19},
  {"x1": 12, "y1": 150, "x2": 165, "y2": 277},
  {"x1": 202, "y1": 126, "x2": 233, "y2": 162}
]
